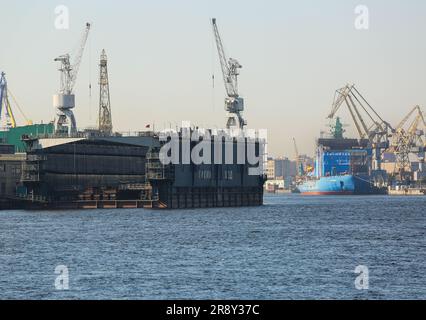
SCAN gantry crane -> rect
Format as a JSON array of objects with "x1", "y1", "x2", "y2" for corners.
[
  {"x1": 328, "y1": 84, "x2": 393, "y2": 171},
  {"x1": 212, "y1": 18, "x2": 246, "y2": 129},
  {"x1": 53, "y1": 23, "x2": 91, "y2": 135},
  {"x1": 0, "y1": 72, "x2": 16, "y2": 128},
  {"x1": 390, "y1": 105, "x2": 426, "y2": 178}
]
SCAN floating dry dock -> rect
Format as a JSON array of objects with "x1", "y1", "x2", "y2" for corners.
[{"x1": 0, "y1": 127, "x2": 266, "y2": 210}]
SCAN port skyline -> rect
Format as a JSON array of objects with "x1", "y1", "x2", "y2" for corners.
[{"x1": 1, "y1": 1, "x2": 426, "y2": 156}]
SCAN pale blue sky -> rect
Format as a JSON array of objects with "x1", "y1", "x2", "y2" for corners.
[{"x1": 1, "y1": 0, "x2": 426, "y2": 156}]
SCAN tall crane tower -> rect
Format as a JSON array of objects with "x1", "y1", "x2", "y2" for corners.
[
  {"x1": 98, "y1": 49, "x2": 113, "y2": 135},
  {"x1": 53, "y1": 23, "x2": 91, "y2": 136},
  {"x1": 212, "y1": 18, "x2": 246, "y2": 129},
  {"x1": 0, "y1": 72, "x2": 16, "y2": 129}
]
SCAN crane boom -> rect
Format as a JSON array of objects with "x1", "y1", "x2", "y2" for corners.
[
  {"x1": 408, "y1": 108, "x2": 426, "y2": 136},
  {"x1": 328, "y1": 84, "x2": 393, "y2": 172},
  {"x1": 212, "y1": 18, "x2": 235, "y2": 97},
  {"x1": 293, "y1": 137, "x2": 300, "y2": 175},
  {"x1": 396, "y1": 105, "x2": 421, "y2": 131},
  {"x1": 55, "y1": 23, "x2": 91, "y2": 94},
  {"x1": 7, "y1": 88, "x2": 33, "y2": 125},
  {"x1": 53, "y1": 23, "x2": 91, "y2": 135},
  {"x1": 70, "y1": 22, "x2": 91, "y2": 93},
  {"x1": 328, "y1": 85, "x2": 353, "y2": 119},
  {"x1": 293, "y1": 138, "x2": 305, "y2": 178},
  {"x1": 293, "y1": 138, "x2": 299, "y2": 159},
  {"x1": 329, "y1": 84, "x2": 393, "y2": 143}
]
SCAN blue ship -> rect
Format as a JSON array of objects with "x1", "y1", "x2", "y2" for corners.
[
  {"x1": 298, "y1": 174, "x2": 384, "y2": 195},
  {"x1": 298, "y1": 118, "x2": 387, "y2": 195}
]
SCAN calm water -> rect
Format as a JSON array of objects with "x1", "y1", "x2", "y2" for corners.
[{"x1": 0, "y1": 195, "x2": 425, "y2": 300}]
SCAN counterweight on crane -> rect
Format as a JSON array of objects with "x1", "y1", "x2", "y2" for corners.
[
  {"x1": 98, "y1": 49, "x2": 113, "y2": 135},
  {"x1": 53, "y1": 23, "x2": 91, "y2": 136},
  {"x1": 212, "y1": 18, "x2": 246, "y2": 129}
]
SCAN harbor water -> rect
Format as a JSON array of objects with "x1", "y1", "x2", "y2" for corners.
[{"x1": 0, "y1": 194, "x2": 425, "y2": 300}]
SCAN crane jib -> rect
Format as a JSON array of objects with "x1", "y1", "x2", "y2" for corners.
[{"x1": 211, "y1": 18, "x2": 247, "y2": 129}]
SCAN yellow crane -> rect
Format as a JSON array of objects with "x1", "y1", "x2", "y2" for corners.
[
  {"x1": 7, "y1": 88, "x2": 33, "y2": 126},
  {"x1": 0, "y1": 72, "x2": 16, "y2": 128},
  {"x1": 0, "y1": 72, "x2": 33, "y2": 129},
  {"x1": 390, "y1": 105, "x2": 426, "y2": 177}
]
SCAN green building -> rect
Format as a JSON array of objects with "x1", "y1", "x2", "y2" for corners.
[{"x1": 0, "y1": 123, "x2": 54, "y2": 153}]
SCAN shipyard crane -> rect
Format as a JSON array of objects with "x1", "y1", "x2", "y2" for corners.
[
  {"x1": 0, "y1": 72, "x2": 33, "y2": 128},
  {"x1": 328, "y1": 84, "x2": 393, "y2": 170},
  {"x1": 7, "y1": 89, "x2": 33, "y2": 126},
  {"x1": 212, "y1": 18, "x2": 246, "y2": 129},
  {"x1": 98, "y1": 49, "x2": 113, "y2": 134},
  {"x1": 293, "y1": 138, "x2": 303, "y2": 178},
  {"x1": 390, "y1": 105, "x2": 426, "y2": 178},
  {"x1": 53, "y1": 22, "x2": 91, "y2": 135},
  {"x1": 0, "y1": 72, "x2": 16, "y2": 128}
]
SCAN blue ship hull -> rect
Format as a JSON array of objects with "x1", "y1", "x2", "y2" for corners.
[{"x1": 298, "y1": 175, "x2": 385, "y2": 195}]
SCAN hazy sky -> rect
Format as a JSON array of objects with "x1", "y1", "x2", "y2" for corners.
[{"x1": 1, "y1": 0, "x2": 426, "y2": 156}]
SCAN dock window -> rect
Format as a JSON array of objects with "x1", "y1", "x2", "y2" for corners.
[
  {"x1": 198, "y1": 170, "x2": 212, "y2": 180},
  {"x1": 224, "y1": 170, "x2": 233, "y2": 180}
]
